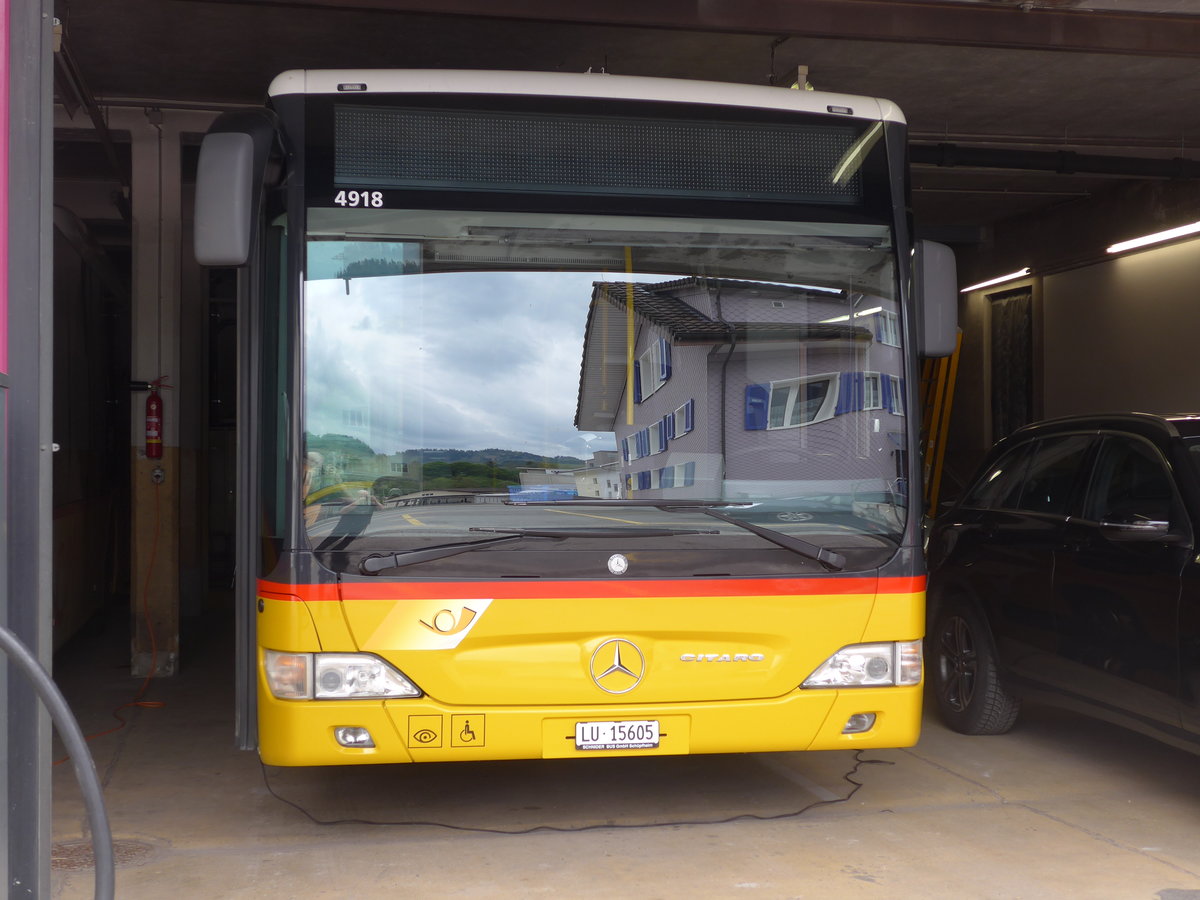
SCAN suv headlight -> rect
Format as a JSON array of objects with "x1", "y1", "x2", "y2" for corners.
[
  {"x1": 802, "y1": 641, "x2": 922, "y2": 688},
  {"x1": 264, "y1": 650, "x2": 422, "y2": 699}
]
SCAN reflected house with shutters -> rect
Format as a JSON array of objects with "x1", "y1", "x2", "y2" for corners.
[{"x1": 575, "y1": 277, "x2": 908, "y2": 501}]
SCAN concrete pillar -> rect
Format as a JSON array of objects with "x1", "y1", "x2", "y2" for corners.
[
  {"x1": 123, "y1": 106, "x2": 219, "y2": 676},
  {"x1": 127, "y1": 108, "x2": 182, "y2": 677}
]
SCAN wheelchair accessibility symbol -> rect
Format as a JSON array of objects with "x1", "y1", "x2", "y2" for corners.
[{"x1": 452, "y1": 715, "x2": 485, "y2": 748}]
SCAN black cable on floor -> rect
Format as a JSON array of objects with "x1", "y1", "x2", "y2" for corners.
[{"x1": 261, "y1": 751, "x2": 892, "y2": 835}]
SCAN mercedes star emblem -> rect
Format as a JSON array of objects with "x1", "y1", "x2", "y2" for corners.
[{"x1": 589, "y1": 638, "x2": 646, "y2": 694}]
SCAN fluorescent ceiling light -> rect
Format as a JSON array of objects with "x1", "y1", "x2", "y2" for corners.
[
  {"x1": 1106, "y1": 220, "x2": 1200, "y2": 254},
  {"x1": 819, "y1": 306, "x2": 883, "y2": 324},
  {"x1": 959, "y1": 268, "x2": 1031, "y2": 293}
]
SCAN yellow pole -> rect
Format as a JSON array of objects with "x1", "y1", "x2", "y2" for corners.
[{"x1": 927, "y1": 331, "x2": 963, "y2": 513}]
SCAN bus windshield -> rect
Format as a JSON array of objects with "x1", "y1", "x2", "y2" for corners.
[{"x1": 302, "y1": 207, "x2": 905, "y2": 576}]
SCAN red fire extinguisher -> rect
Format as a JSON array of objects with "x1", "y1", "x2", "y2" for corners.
[{"x1": 145, "y1": 377, "x2": 170, "y2": 459}]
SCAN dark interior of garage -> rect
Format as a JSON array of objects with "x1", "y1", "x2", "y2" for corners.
[{"x1": 47, "y1": 0, "x2": 1200, "y2": 650}]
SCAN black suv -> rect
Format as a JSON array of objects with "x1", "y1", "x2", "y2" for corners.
[{"x1": 927, "y1": 413, "x2": 1200, "y2": 750}]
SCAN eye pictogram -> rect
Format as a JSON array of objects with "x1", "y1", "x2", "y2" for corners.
[{"x1": 412, "y1": 729, "x2": 438, "y2": 744}]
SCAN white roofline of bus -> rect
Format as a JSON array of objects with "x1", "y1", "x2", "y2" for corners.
[{"x1": 266, "y1": 69, "x2": 905, "y2": 125}]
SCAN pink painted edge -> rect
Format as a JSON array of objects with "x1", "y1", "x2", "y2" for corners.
[{"x1": 0, "y1": 0, "x2": 10, "y2": 375}]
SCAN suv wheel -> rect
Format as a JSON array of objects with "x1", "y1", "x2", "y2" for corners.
[{"x1": 931, "y1": 601, "x2": 1021, "y2": 735}]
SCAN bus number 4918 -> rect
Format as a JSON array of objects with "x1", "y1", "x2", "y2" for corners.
[{"x1": 333, "y1": 190, "x2": 384, "y2": 208}]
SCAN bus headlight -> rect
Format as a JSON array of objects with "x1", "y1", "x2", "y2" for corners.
[
  {"x1": 801, "y1": 641, "x2": 922, "y2": 688},
  {"x1": 264, "y1": 650, "x2": 422, "y2": 699},
  {"x1": 314, "y1": 654, "x2": 422, "y2": 699}
]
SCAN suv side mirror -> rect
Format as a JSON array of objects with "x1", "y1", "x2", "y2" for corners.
[{"x1": 1099, "y1": 519, "x2": 1185, "y2": 544}]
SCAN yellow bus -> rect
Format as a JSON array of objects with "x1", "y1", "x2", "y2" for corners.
[{"x1": 193, "y1": 69, "x2": 956, "y2": 766}]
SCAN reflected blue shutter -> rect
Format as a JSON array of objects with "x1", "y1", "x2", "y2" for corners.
[
  {"x1": 666, "y1": 411, "x2": 676, "y2": 440},
  {"x1": 683, "y1": 461, "x2": 696, "y2": 487},
  {"x1": 660, "y1": 415, "x2": 671, "y2": 449},
  {"x1": 659, "y1": 338, "x2": 672, "y2": 382},
  {"x1": 685, "y1": 398, "x2": 694, "y2": 434},
  {"x1": 745, "y1": 384, "x2": 769, "y2": 430},
  {"x1": 661, "y1": 466, "x2": 675, "y2": 489},
  {"x1": 633, "y1": 360, "x2": 642, "y2": 404},
  {"x1": 855, "y1": 372, "x2": 866, "y2": 410},
  {"x1": 835, "y1": 372, "x2": 855, "y2": 415},
  {"x1": 621, "y1": 438, "x2": 630, "y2": 462},
  {"x1": 638, "y1": 471, "x2": 651, "y2": 490}
]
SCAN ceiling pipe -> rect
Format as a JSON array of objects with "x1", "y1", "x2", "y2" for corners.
[
  {"x1": 54, "y1": 31, "x2": 133, "y2": 220},
  {"x1": 910, "y1": 142, "x2": 1200, "y2": 179}
]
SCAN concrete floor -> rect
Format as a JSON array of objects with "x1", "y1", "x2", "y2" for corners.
[{"x1": 49, "y1": 615, "x2": 1200, "y2": 899}]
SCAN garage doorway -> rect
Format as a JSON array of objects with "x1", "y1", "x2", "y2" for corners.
[{"x1": 990, "y1": 286, "x2": 1033, "y2": 440}]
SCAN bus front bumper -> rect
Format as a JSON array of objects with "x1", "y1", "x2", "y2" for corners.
[{"x1": 257, "y1": 684, "x2": 921, "y2": 766}]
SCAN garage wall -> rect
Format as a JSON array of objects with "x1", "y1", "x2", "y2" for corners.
[
  {"x1": 941, "y1": 235, "x2": 1200, "y2": 506},
  {"x1": 1042, "y1": 238, "x2": 1200, "y2": 419}
]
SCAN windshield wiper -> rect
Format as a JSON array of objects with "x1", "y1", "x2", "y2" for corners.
[
  {"x1": 360, "y1": 533, "x2": 535, "y2": 574},
  {"x1": 359, "y1": 525, "x2": 719, "y2": 574},
  {"x1": 512, "y1": 499, "x2": 845, "y2": 571},
  {"x1": 506, "y1": 499, "x2": 751, "y2": 509},
  {"x1": 687, "y1": 506, "x2": 845, "y2": 571},
  {"x1": 469, "y1": 526, "x2": 719, "y2": 538}
]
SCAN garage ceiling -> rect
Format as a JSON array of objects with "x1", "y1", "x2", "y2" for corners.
[{"x1": 51, "y1": 0, "x2": 1200, "y2": 236}]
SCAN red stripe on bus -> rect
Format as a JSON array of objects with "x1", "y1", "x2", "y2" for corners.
[{"x1": 258, "y1": 576, "x2": 925, "y2": 601}]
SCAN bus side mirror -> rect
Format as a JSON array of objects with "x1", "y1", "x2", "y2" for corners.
[
  {"x1": 194, "y1": 133, "x2": 254, "y2": 266},
  {"x1": 193, "y1": 110, "x2": 280, "y2": 267},
  {"x1": 915, "y1": 240, "x2": 957, "y2": 358}
]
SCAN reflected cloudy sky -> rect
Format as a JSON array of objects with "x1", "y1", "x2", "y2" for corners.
[{"x1": 305, "y1": 270, "x2": 672, "y2": 459}]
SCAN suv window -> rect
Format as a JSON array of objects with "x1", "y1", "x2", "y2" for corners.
[
  {"x1": 1083, "y1": 435, "x2": 1178, "y2": 526},
  {"x1": 1009, "y1": 435, "x2": 1093, "y2": 515},
  {"x1": 960, "y1": 441, "x2": 1034, "y2": 510}
]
